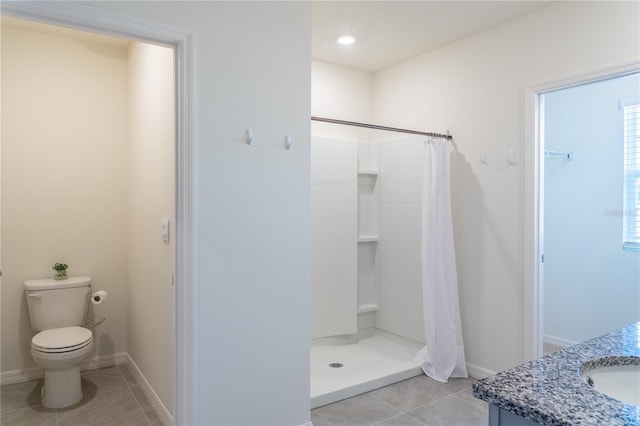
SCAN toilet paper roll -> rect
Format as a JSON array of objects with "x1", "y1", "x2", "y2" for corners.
[{"x1": 91, "y1": 290, "x2": 108, "y2": 305}]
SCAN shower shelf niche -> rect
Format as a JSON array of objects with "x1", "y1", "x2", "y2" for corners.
[
  {"x1": 357, "y1": 142, "x2": 380, "y2": 335},
  {"x1": 358, "y1": 236, "x2": 379, "y2": 243},
  {"x1": 358, "y1": 304, "x2": 379, "y2": 314},
  {"x1": 358, "y1": 169, "x2": 379, "y2": 176}
]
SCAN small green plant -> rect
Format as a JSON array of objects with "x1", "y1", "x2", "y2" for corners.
[{"x1": 52, "y1": 263, "x2": 68, "y2": 271}]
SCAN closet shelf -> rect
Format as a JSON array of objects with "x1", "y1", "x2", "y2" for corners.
[
  {"x1": 357, "y1": 304, "x2": 379, "y2": 314},
  {"x1": 358, "y1": 170, "x2": 379, "y2": 176},
  {"x1": 358, "y1": 236, "x2": 379, "y2": 243}
]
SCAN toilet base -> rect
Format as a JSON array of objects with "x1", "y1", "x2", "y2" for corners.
[{"x1": 42, "y1": 366, "x2": 83, "y2": 408}]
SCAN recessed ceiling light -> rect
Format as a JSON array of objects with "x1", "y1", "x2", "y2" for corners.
[{"x1": 337, "y1": 34, "x2": 356, "y2": 45}]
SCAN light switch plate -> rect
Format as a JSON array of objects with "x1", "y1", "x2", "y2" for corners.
[{"x1": 162, "y1": 218, "x2": 170, "y2": 242}]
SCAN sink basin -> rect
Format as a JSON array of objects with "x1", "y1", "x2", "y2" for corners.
[{"x1": 582, "y1": 360, "x2": 640, "y2": 406}]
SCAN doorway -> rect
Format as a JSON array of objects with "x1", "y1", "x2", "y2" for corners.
[
  {"x1": 524, "y1": 62, "x2": 640, "y2": 360},
  {"x1": 0, "y1": 3, "x2": 193, "y2": 424},
  {"x1": 541, "y1": 73, "x2": 640, "y2": 353}
]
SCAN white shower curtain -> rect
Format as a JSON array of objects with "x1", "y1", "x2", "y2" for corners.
[{"x1": 415, "y1": 138, "x2": 468, "y2": 383}]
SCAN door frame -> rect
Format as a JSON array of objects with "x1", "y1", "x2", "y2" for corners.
[
  {"x1": 523, "y1": 60, "x2": 640, "y2": 361},
  {"x1": 0, "y1": 2, "x2": 195, "y2": 424}
]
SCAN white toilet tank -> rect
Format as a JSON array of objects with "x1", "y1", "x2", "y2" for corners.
[{"x1": 24, "y1": 276, "x2": 91, "y2": 332}]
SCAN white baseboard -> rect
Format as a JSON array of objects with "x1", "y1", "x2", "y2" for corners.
[
  {"x1": 466, "y1": 362, "x2": 496, "y2": 380},
  {"x1": 83, "y1": 352, "x2": 127, "y2": 370},
  {"x1": 1, "y1": 365, "x2": 43, "y2": 385},
  {"x1": 124, "y1": 354, "x2": 173, "y2": 426},
  {"x1": 543, "y1": 334, "x2": 578, "y2": 349},
  {"x1": 0, "y1": 352, "x2": 127, "y2": 386}
]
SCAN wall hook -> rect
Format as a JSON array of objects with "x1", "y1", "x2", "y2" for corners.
[
  {"x1": 245, "y1": 129, "x2": 253, "y2": 145},
  {"x1": 481, "y1": 152, "x2": 488, "y2": 164},
  {"x1": 508, "y1": 149, "x2": 518, "y2": 166},
  {"x1": 284, "y1": 135, "x2": 292, "y2": 151}
]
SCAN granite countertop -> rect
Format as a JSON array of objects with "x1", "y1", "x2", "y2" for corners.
[{"x1": 473, "y1": 323, "x2": 640, "y2": 425}]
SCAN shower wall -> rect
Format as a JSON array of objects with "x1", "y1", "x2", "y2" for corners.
[
  {"x1": 310, "y1": 137, "x2": 358, "y2": 338},
  {"x1": 310, "y1": 135, "x2": 428, "y2": 344},
  {"x1": 311, "y1": 60, "x2": 374, "y2": 340},
  {"x1": 310, "y1": 60, "x2": 427, "y2": 344},
  {"x1": 378, "y1": 138, "x2": 426, "y2": 344}
]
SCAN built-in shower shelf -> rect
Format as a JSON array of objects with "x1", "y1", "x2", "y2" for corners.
[
  {"x1": 358, "y1": 236, "x2": 379, "y2": 243},
  {"x1": 358, "y1": 170, "x2": 379, "y2": 176},
  {"x1": 357, "y1": 304, "x2": 379, "y2": 314}
]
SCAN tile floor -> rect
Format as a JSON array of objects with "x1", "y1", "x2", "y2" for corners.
[
  {"x1": 312, "y1": 374, "x2": 488, "y2": 426},
  {"x1": 2, "y1": 367, "x2": 487, "y2": 426},
  {"x1": 1, "y1": 365, "x2": 162, "y2": 426}
]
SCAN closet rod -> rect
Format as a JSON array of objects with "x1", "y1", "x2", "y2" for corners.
[{"x1": 311, "y1": 116, "x2": 452, "y2": 140}]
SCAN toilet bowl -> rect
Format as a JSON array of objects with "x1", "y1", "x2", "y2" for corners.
[
  {"x1": 24, "y1": 276, "x2": 94, "y2": 409},
  {"x1": 31, "y1": 326, "x2": 94, "y2": 408}
]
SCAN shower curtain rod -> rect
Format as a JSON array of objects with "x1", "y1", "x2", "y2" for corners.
[{"x1": 311, "y1": 116, "x2": 452, "y2": 140}]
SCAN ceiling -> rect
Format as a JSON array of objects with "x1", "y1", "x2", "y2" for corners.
[
  {"x1": 312, "y1": 1, "x2": 556, "y2": 72},
  {"x1": 4, "y1": 2, "x2": 555, "y2": 73}
]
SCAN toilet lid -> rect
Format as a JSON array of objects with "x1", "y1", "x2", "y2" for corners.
[{"x1": 32, "y1": 327, "x2": 93, "y2": 353}]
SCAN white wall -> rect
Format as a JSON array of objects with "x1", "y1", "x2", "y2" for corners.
[
  {"x1": 126, "y1": 42, "x2": 175, "y2": 415},
  {"x1": 543, "y1": 74, "x2": 640, "y2": 345},
  {"x1": 312, "y1": 59, "x2": 374, "y2": 140},
  {"x1": 373, "y1": 1, "x2": 640, "y2": 372},
  {"x1": 378, "y1": 137, "x2": 426, "y2": 344},
  {"x1": 89, "y1": 2, "x2": 312, "y2": 425},
  {"x1": 1, "y1": 23, "x2": 129, "y2": 371}
]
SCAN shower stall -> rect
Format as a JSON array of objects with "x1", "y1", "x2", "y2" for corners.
[{"x1": 310, "y1": 118, "x2": 449, "y2": 408}]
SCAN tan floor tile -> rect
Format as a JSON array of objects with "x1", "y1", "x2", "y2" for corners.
[
  {"x1": 0, "y1": 406, "x2": 57, "y2": 426},
  {"x1": 315, "y1": 393, "x2": 402, "y2": 426},
  {"x1": 406, "y1": 394, "x2": 488, "y2": 426},
  {"x1": 57, "y1": 390, "x2": 148, "y2": 426},
  {"x1": 1, "y1": 380, "x2": 43, "y2": 412},
  {"x1": 369, "y1": 375, "x2": 474, "y2": 412},
  {"x1": 81, "y1": 366, "x2": 128, "y2": 396}
]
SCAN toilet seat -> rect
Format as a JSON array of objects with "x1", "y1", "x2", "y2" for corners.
[{"x1": 32, "y1": 326, "x2": 93, "y2": 353}]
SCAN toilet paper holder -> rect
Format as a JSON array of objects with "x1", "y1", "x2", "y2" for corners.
[
  {"x1": 85, "y1": 315, "x2": 105, "y2": 328},
  {"x1": 86, "y1": 290, "x2": 107, "y2": 328},
  {"x1": 91, "y1": 290, "x2": 108, "y2": 305}
]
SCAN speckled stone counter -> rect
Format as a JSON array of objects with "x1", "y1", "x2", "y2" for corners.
[{"x1": 473, "y1": 323, "x2": 640, "y2": 425}]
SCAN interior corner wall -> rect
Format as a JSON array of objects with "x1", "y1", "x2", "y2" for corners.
[
  {"x1": 312, "y1": 59, "x2": 374, "y2": 140},
  {"x1": 372, "y1": 1, "x2": 640, "y2": 373},
  {"x1": 89, "y1": 2, "x2": 313, "y2": 425},
  {"x1": 1, "y1": 24, "x2": 129, "y2": 372},
  {"x1": 126, "y1": 41, "x2": 175, "y2": 415}
]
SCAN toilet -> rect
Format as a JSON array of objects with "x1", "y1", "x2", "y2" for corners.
[{"x1": 24, "y1": 276, "x2": 94, "y2": 408}]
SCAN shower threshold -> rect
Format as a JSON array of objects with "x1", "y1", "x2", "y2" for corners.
[{"x1": 310, "y1": 330, "x2": 423, "y2": 408}]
